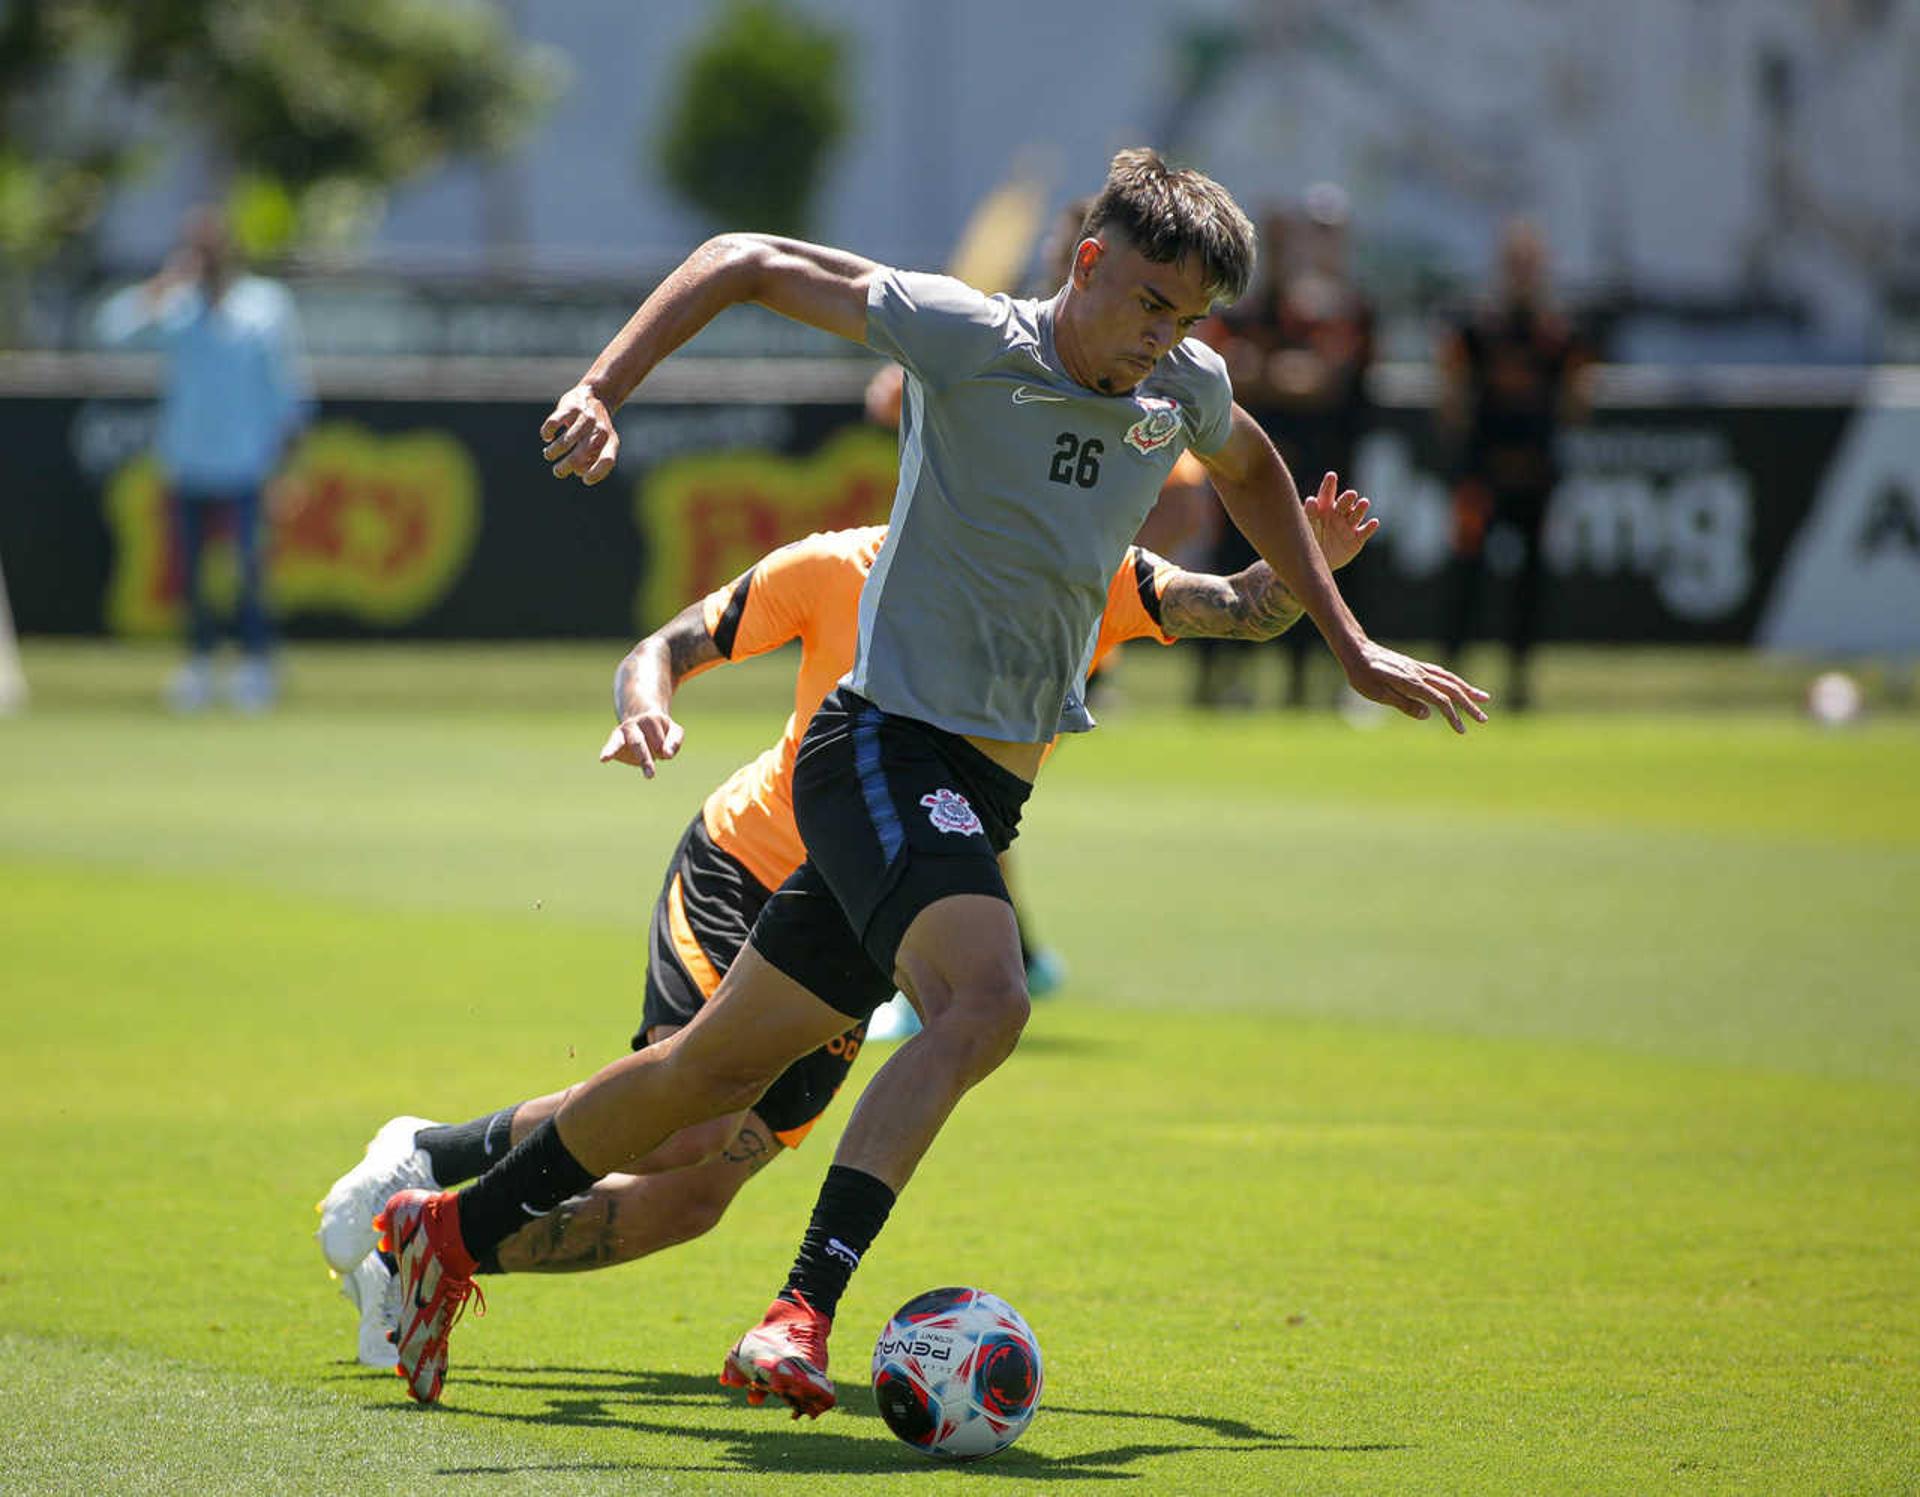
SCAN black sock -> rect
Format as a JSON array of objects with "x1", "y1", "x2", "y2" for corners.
[
  {"x1": 780, "y1": 1165, "x2": 896, "y2": 1321},
  {"x1": 414, "y1": 1106, "x2": 521, "y2": 1186},
  {"x1": 454, "y1": 1118, "x2": 597, "y2": 1268}
]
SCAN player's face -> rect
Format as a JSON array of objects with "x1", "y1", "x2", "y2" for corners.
[
  {"x1": 1500, "y1": 221, "x2": 1547, "y2": 304},
  {"x1": 1063, "y1": 236, "x2": 1215, "y2": 395},
  {"x1": 183, "y1": 207, "x2": 233, "y2": 287}
]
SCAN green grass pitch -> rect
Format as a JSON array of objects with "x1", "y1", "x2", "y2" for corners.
[{"x1": 2, "y1": 641, "x2": 1916, "y2": 1493}]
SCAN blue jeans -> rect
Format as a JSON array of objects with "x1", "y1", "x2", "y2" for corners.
[{"x1": 174, "y1": 486, "x2": 271, "y2": 658}]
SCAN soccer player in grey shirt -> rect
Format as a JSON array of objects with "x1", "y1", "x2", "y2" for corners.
[{"x1": 374, "y1": 149, "x2": 1487, "y2": 1412}]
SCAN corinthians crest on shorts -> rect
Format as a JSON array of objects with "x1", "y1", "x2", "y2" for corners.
[
  {"x1": 1124, "y1": 397, "x2": 1183, "y2": 456},
  {"x1": 920, "y1": 787, "x2": 984, "y2": 837}
]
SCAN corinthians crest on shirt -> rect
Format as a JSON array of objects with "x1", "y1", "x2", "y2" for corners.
[
  {"x1": 1124, "y1": 396, "x2": 1184, "y2": 456},
  {"x1": 920, "y1": 787, "x2": 984, "y2": 837}
]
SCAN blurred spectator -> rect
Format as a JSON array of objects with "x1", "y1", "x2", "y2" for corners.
[
  {"x1": 1195, "y1": 187, "x2": 1376, "y2": 708},
  {"x1": 96, "y1": 206, "x2": 311, "y2": 712},
  {"x1": 1436, "y1": 218, "x2": 1589, "y2": 710}
]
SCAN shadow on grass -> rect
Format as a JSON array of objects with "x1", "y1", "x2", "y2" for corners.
[
  {"x1": 340, "y1": 1364, "x2": 1408, "y2": 1480},
  {"x1": 1007, "y1": 1030, "x2": 1117, "y2": 1059}
]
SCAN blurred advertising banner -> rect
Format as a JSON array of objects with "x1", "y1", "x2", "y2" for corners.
[
  {"x1": 1348, "y1": 378, "x2": 1920, "y2": 654},
  {"x1": 2, "y1": 366, "x2": 1916, "y2": 650},
  {"x1": 1755, "y1": 400, "x2": 1920, "y2": 656},
  {"x1": 101, "y1": 427, "x2": 480, "y2": 637},
  {"x1": 637, "y1": 426, "x2": 897, "y2": 628},
  {"x1": 4, "y1": 383, "x2": 888, "y2": 640}
]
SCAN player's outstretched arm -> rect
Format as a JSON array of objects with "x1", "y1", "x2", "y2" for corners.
[
  {"x1": 1158, "y1": 471, "x2": 1377, "y2": 641},
  {"x1": 600, "y1": 600, "x2": 722, "y2": 778},
  {"x1": 1198, "y1": 407, "x2": 1490, "y2": 731},
  {"x1": 542, "y1": 235, "x2": 882, "y2": 486},
  {"x1": 1196, "y1": 405, "x2": 1359, "y2": 642}
]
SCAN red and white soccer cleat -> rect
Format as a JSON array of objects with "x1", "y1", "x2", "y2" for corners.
[
  {"x1": 720, "y1": 1293, "x2": 837, "y2": 1419},
  {"x1": 376, "y1": 1188, "x2": 483, "y2": 1405}
]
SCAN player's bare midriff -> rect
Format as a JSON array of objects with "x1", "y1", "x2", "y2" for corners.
[{"x1": 961, "y1": 734, "x2": 1046, "y2": 783}]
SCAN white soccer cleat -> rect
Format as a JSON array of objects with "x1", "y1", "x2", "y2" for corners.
[
  {"x1": 165, "y1": 658, "x2": 214, "y2": 714},
  {"x1": 315, "y1": 1116, "x2": 439, "y2": 1273},
  {"x1": 226, "y1": 656, "x2": 279, "y2": 714},
  {"x1": 338, "y1": 1251, "x2": 403, "y2": 1369}
]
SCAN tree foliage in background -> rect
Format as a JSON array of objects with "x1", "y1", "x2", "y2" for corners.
[
  {"x1": 0, "y1": 0, "x2": 555, "y2": 274},
  {"x1": 657, "y1": 0, "x2": 850, "y2": 239}
]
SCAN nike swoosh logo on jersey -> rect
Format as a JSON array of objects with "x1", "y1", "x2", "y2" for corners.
[{"x1": 1010, "y1": 385, "x2": 1065, "y2": 404}]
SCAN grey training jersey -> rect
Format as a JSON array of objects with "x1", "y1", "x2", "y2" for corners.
[{"x1": 850, "y1": 268, "x2": 1234, "y2": 741}]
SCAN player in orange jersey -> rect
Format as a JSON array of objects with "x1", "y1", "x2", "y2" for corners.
[{"x1": 315, "y1": 476, "x2": 1376, "y2": 1362}]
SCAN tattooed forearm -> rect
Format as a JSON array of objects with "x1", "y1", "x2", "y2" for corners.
[
  {"x1": 1227, "y1": 563, "x2": 1305, "y2": 640},
  {"x1": 663, "y1": 610, "x2": 721, "y2": 680},
  {"x1": 613, "y1": 603, "x2": 721, "y2": 716},
  {"x1": 720, "y1": 1119, "x2": 777, "y2": 1175},
  {"x1": 515, "y1": 1192, "x2": 624, "y2": 1274},
  {"x1": 1159, "y1": 563, "x2": 1304, "y2": 642}
]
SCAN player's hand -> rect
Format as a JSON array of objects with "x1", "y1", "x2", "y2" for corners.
[
  {"x1": 541, "y1": 383, "x2": 619, "y2": 485},
  {"x1": 141, "y1": 248, "x2": 199, "y2": 307},
  {"x1": 1305, "y1": 470, "x2": 1379, "y2": 571},
  {"x1": 1342, "y1": 639, "x2": 1490, "y2": 734},
  {"x1": 599, "y1": 711, "x2": 685, "y2": 778}
]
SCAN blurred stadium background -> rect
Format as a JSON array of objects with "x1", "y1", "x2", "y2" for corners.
[
  {"x1": 3, "y1": 3, "x2": 1918, "y2": 1490},
  {"x1": 0, "y1": 0, "x2": 1915, "y2": 692}
]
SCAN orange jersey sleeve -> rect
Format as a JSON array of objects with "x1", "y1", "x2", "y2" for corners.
[
  {"x1": 694, "y1": 527, "x2": 886, "y2": 893},
  {"x1": 1089, "y1": 545, "x2": 1179, "y2": 673},
  {"x1": 696, "y1": 528, "x2": 880, "y2": 667}
]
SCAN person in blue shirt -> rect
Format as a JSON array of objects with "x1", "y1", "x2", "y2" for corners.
[{"x1": 97, "y1": 207, "x2": 311, "y2": 711}]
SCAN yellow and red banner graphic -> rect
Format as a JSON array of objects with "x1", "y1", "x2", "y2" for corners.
[
  {"x1": 636, "y1": 427, "x2": 897, "y2": 627},
  {"x1": 105, "y1": 423, "x2": 479, "y2": 636}
]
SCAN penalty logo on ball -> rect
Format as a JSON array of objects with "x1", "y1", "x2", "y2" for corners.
[{"x1": 871, "y1": 1286, "x2": 1043, "y2": 1461}]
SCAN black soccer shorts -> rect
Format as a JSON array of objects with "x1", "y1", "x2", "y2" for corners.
[
  {"x1": 636, "y1": 813, "x2": 865, "y2": 1147},
  {"x1": 749, "y1": 687, "x2": 1032, "y2": 1020}
]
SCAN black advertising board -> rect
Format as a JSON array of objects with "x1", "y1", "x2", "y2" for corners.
[
  {"x1": 1345, "y1": 404, "x2": 1856, "y2": 646},
  {"x1": 1, "y1": 389, "x2": 893, "y2": 642},
  {"x1": 2, "y1": 365, "x2": 1915, "y2": 652}
]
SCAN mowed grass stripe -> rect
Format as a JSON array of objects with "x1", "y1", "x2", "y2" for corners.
[
  {"x1": 0, "y1": 1333, "x2": 691, "y2": 1497},
  {"x1": 3, "y1": 860, "x2": 1916, "y2": 1492},
  {"x1": 5, "y1": 710, "x2": 1916, "y2": 1087},
  {"x1": 1051, "y1": 704, "x2": 1920, "y2": 847},
  {"x1": 1015, "y1": 780, "x2": 1920, "y2": 1086}
]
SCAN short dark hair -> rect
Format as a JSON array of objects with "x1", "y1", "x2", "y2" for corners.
[{"x1": 1082, "y1": 148, "x2": 1255, "y2": 304}]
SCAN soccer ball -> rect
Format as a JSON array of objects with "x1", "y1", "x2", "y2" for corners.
[
  {"x1": 1806, "y1": 670, "x2": 1864, "y2": 727},
  {"x1": 870, "y1": 1286, "x2": 1043, "y2": 1460}
]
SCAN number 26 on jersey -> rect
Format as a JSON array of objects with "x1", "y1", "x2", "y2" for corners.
[{"x1": 1048, "y1": 432, "x2": 1102, "y2": 489}]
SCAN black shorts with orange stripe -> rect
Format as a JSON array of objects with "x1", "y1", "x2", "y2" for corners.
[{"x1": 637, "y1": 814, "x2": 866, "y2": 1148}]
